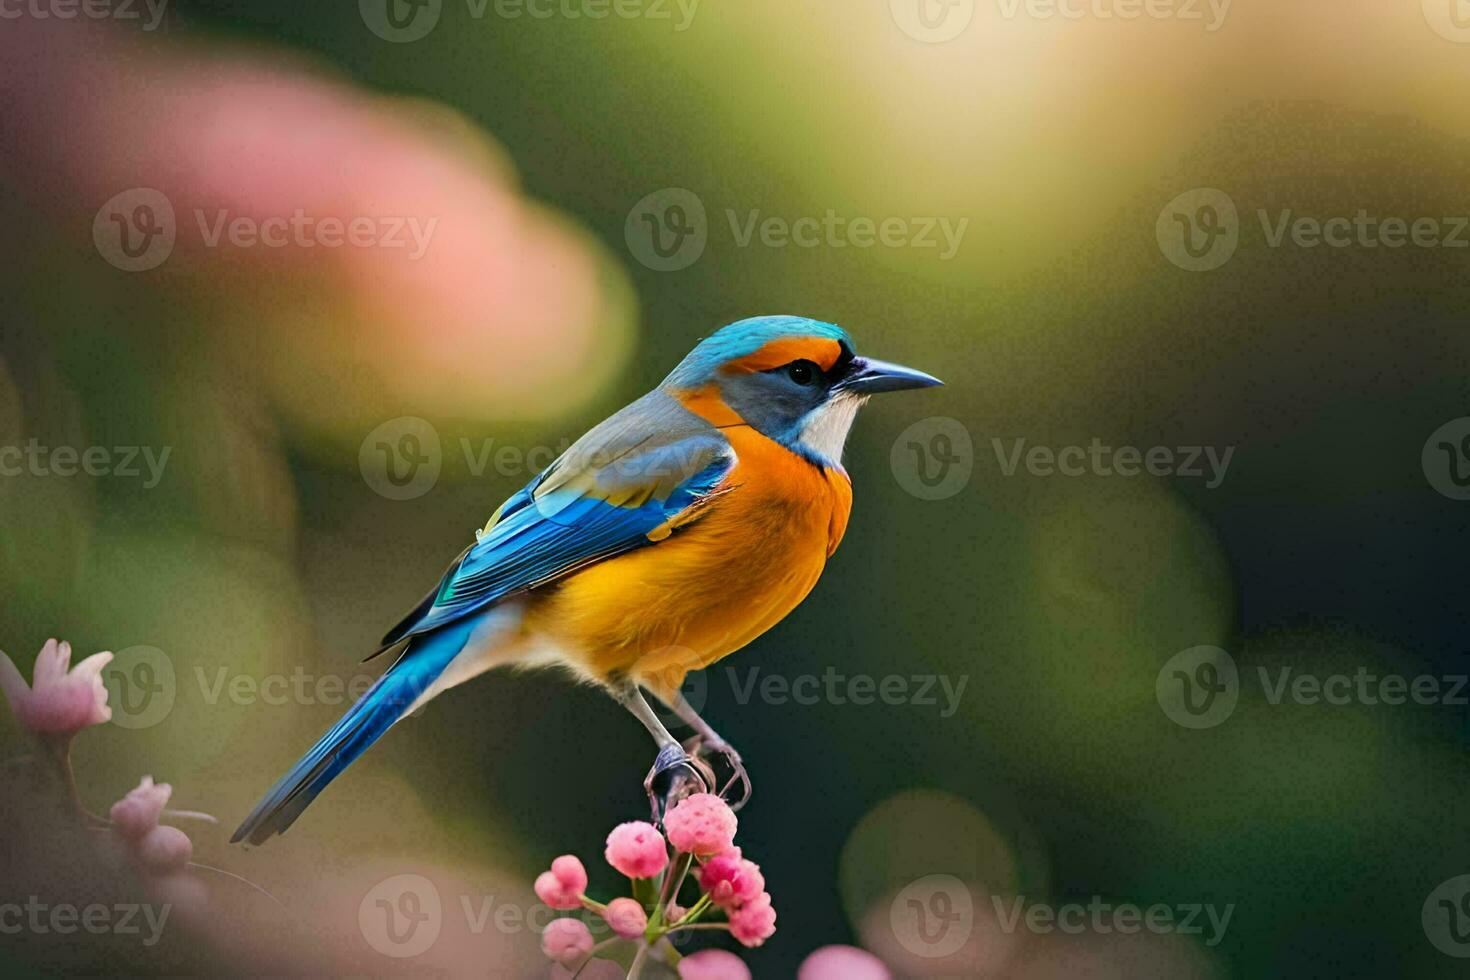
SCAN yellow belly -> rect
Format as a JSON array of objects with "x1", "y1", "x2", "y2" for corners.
[{"x1": 523, "y1": 426, "x2": 852, "y2": 695}]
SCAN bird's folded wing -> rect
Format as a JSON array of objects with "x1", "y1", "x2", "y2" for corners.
[{"x1": 378, "y1": 390, "x2": 735, "y2": 650}]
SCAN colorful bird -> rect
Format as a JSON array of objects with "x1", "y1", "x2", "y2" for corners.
[{"x1": 232, "y1": 315, "x2": 940, "y2": 844}]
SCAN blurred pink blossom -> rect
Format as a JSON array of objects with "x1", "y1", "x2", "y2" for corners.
[
  {"x1": 137, "y1": 824, "x2": 193, "y2": 874},
  {"x1": 0, "y1": 19, "x2": 632, "y2": 425},
  {"x1": 604, "y1": 821, "x2": 669, "y2": 879},
  {"x1": 797, "y1": 945, "x2": 891, "y2": 980},
  {"x1": 0, "y1": 639, "x2": 112, "y2": 735},
  {"x1": 541, "y1": 916, "x2": 595, "y2": 968},
  {"x1": 664, "y1": 793, "x2": 738, "y2": 856},
  {"x1": 678, "y1": 948, "x2": 753, "y2": 979},
  {"x1": 110, "y1": 776, "x2": 173, "y2": 839}
]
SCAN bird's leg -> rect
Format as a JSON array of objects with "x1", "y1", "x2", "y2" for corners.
[
  {"x1": 649, "y1": 689, "x2": 751, "y2": 812},
  {"x1": 611, "y1": 679, "x2": 711, "y2": 824}
]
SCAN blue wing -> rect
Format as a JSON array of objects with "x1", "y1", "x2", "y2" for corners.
[
  {"x1": 377, "y1": 388, "x2": 735, "y2": 651},
  {"x1": 232, "y1": 390, "x2": 734, "y2": 844}
]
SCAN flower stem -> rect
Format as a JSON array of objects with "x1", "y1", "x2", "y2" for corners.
[
  {"x1": 627, "y1": 942, "x2": 650, "y2": 979},
  {"x1": 650, "y1": 851, "x2": 692, "y2": 936},
  {"x1": 675, "y1": 893, "x2": 713, "y2": 925}
]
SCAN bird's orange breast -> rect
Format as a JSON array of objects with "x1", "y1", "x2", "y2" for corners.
[{"x1": 525, "y1": 421, "x2": 852, "y2": 690}]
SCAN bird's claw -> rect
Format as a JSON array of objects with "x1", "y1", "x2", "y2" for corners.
[
  {"x1": 645, "y1": 742, "x2": 713, "y2": 825},
  {"x1": 681, "y1": 735, "x2": 752, "y2": 813}
]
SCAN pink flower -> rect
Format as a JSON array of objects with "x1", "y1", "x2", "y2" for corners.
[
  {"x1": 535, "y1": 854, "x2": 588, "y2": 910},
  {"x1": 604, "y1": 821, "x2": 669, "y2": 879},
  {"x1": 137, "y1": 825, "x2": 193, "y2": 873},
  {"x1": 602, "y1": 897, "x2": 648, "y2": 939},
  {"x1": 679, "y1": 948, "x2": 752, "y2": 979},
  {"x1": 728, "y1": 892, "x2": 776, "y2": 948},
  {"x1": 697, "y1": 854, "x2": 764, "y2": 910},
  {"x1": 0, "y1": 639, "x2": 112, "y2": 734},
  {"x1": 110, "y1": 776, "x2": 173, "y2": 839},
  {"x1": 541, "y1": 917, "x2": 594, "y2": 968},
  {"x1": 797, "y1": 945, "x2": 891, "y2": 980},
  {"x1": 664, "y1": 794, "x2": 737, "y2": 856}
]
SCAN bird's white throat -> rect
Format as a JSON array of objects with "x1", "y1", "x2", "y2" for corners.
[{"x1": 798, "y1": 392, "x2": 867, "y2": 465}]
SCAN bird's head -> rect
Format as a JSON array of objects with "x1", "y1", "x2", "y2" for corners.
[{"x1": 662, "y1": 315, "x2": 942, "y2": 467}]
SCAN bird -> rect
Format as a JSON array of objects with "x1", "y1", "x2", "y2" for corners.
[{"x1": 232, "y1": 315, "x2": 940, "y2": 845}]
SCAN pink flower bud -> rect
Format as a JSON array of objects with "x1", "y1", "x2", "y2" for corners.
[
  {"x1": 797, "y1": 945, "x2": 891, "y2": 980},
  {"x1": 137, "y1": 825, "x2": 193, "y2": 874},
  {"x1": 110, "y1": 776, "x2": 173, "y2": 839},
  {"x1": 534, "y1": 854, "x2": 588, "y2": 910},
  {"x1": 663, "y1": 793, "x2": 737, "y2": 856},
  {"x1": 604, "y1": 821, "x2": 669, "y2": 879},
  {"x1": 602, "y1": 896, "x2": 647, "y2": 939},
  {"x1": 728, "y1": 891, "x2": 776, "y2": 948},
  {"x1": 541, "y1": 916, "x2": 594, "y2": 967},
  {"x1": 697, "y1": 854, "x2": 764, "y2": 910},
  {"x1": 678, "y1": 947, "x2": 752, "y2": 979}
]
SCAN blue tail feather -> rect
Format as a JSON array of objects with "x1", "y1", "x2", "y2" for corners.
[{"x1": 231, "y1": 621, "x2": 473, "y2": 845}]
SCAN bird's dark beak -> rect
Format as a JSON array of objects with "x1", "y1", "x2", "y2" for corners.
[{"x1": 836, "y1": 356, "x2": 944, "y2": 394}]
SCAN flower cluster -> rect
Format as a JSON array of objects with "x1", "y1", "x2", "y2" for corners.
[
  {"x1": 533, "y1": 793, "x2": 776, "y2": 976},
  {"x1": 2, "y1": 639, "x2": 211, "y2": 902}
]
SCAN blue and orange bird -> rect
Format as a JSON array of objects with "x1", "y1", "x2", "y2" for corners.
[{"x1": 233, "y1": 315, "x2": 940, "y2": 844}]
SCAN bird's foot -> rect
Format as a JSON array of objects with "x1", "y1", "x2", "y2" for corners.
[
  {"x1": 682, "y1": 735, "x2": 752, "y2": 813},
  {"x1": 644, "y1": 742, "x2": 713, "y2": 825}
]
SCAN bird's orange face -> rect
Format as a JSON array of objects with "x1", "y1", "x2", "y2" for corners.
[
  {"x1": 665, "y1": 322, "x2": 941, "y2": 467},
  {"x1": 669, "y1": 335, "x2": 853, "y2": 438},
  {"x1": 718, "y1": 336, "x2": 848, "y2": 376}
]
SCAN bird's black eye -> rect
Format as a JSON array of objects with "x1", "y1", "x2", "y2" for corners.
[{"x1": 787, "y1": 360, "x2": 819, "y2": 386}]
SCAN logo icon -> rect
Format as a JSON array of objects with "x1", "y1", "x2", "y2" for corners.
[
  {"x1": 1156, "y1": 188, "x2": 1238, "y2": 272},
  {"x1": 1156, "y1": 645, "x2": 1238, "y2": 729},
  {"x1": 93, "y1": 188, "x2": 175, "y2": 272},
  {"x1": 360, "y1": 874, "x2": 442, "y2": 958},
  {"x1": 1422, "y1": 418, "x2": 1470, "y2": 501},
  {"x1": 360, "y1": 0, "x2": 442, "y2": 43},
  {"x1": 1423, "y1": 0, "x2": 1470, "y2": 43},
  {"x1": 1424, "y1": 875, "x2": 1470, "y2": 957},
  {"x1": 624, "y1": 188, "x2": 707, "y2": 272},
  {"x1": 890, "y1": 417, "x2": 973, "y2": 501},
  {"x1": 360, "y1": 417, "x2": 443, "y2": 500},
  {"x1": 104, "y1": 645, "x2": 176, "y2": 730},
  {"x1": 890, "y1": 874, "x2": 973, "y2": 958},
  {"x1": 890, "y1": 0, "x2": 975, "y2": 43}
]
